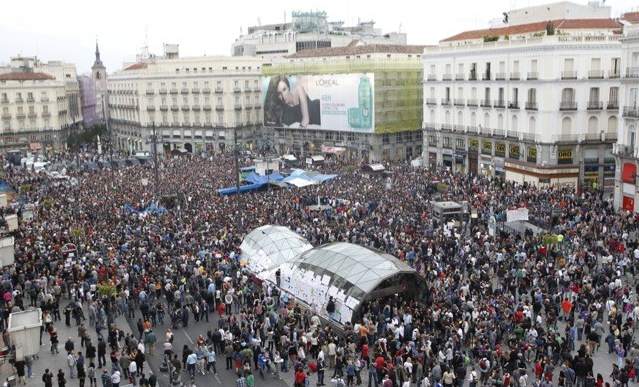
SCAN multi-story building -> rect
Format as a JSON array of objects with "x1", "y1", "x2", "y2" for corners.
[
  {"x1": 423, "y1": 1, "x2": 625, "y2": 191},
  {"x1": 0, "y1": 56, "x2": 82, "y2": 150},
  {"x1": 107, "y1": 45, "x2": 264, "y2": 155},
  {"x1": 262, "y1": 43, "x2": 425, "y2": 162},
  {"x1": 614, "y1": 20, "x2": 639, "y2": 211},
  {"x1": 233, "y1": 10, "x2": 406, "y2": 58}
]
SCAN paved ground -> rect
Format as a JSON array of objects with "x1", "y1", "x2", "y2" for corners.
[{"x1": 0, "y1": 300, "x2": 628, "y2": 387}]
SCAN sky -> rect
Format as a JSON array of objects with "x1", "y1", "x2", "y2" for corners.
[{"x1": 0, "y1": 0, "x2": 636, "y2": 75}]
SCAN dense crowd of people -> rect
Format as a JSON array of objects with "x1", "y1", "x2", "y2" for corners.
[{"x1": 0, "y1": 151, "x2": 638, "y2": 387}]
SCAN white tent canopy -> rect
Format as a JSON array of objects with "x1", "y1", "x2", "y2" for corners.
[
  {"x1": 282, "y1": 154, "x2": 297, "y2": 161},
  {"x1": 240, "y1": 225, "x2": 312, "y2": 273},
  {"x1": 311, "y1": 155, "x2": 325, "y2": 162}
]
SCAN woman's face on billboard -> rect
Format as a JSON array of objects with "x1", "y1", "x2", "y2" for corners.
[{"x1": 277, "y1": 80, "x2": 295, "y2": 106}]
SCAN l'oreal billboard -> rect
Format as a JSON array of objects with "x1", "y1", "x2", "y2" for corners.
[{"x1": 262, "y1": 73, "x2": 374, "y2": 133}]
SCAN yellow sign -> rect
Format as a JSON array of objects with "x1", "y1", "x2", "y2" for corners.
[
  {"x1": 509, "y1": 144, "x2": 520, "y2": 159},
  {"x1": 482, "y1": 141, "x2": 492, "y2": 154},
  {"x1": 495, "y1": 142, "x2": 506, "y2": 157},
  {"x1": 527, "y1": 146, "x2": 537, "y2": 162},
  {"x1": 558, "y1": 149, "x2": 572, "y2": 160},
  {"x1": 469, "y1": 139, "x2": 479, "y2": 150}
]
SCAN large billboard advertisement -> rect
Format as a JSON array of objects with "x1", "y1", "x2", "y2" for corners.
[{"x1": 262, "y1": 73, "x2": 375, "y2": 132}]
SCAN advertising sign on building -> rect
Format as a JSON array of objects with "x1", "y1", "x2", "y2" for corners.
[
  {"x1": 262, "y1": 73, "x2": 375, "y2": 132},
  {"x1": 506, "y1": 207, "x2": 529, "y2": 222}
]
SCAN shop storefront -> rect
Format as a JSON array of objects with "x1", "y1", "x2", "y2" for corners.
[{"x1": 454, "y1": 149, "x2": 466, "y2": 173}]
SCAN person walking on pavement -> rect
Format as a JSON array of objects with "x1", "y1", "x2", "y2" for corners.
[
  {"x1": 97, "y1": 338, "x2": 107, "y2": 368},
  {"x1": 100, "y1": 369, "x2": 111, "y2": 387},
  {"x1": 57, "y1": 369, "x2": 66, "y2": 387},
  {"x1": 67, "y1": 352, "x2": 77, "y2": 379},
  {"x1": 42, "y1": 369, "x2": 53, "y2": 387}
]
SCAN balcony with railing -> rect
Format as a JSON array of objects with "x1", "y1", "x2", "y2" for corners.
[
  {"x1": 192, "y1": 88, "x2": 200, "y2": 94},
  {"x1": 482, "y1": 72, "x2": 491, "y2": 81},
  {"x1": 493, "y1": 99, "x2": 505, "y2": 109},
  {"x1": 493, "y1": 128, "x2": 505, "y2": 137},
  {"x1": 453, "y1": 124, "x2": 465, "y2": 132},
  {"x1": 623, "y1": 106, "x2": 639, "y2": 118},
  {"x1": 159, "y1": 88, "x2": 167, "y2": 95},
  {"x1": 480, "y1": 126, "x2": 492, "y2": 135},
  {"x1": 442, "y1": 74, "x2": 452, "y2": 81},
  {"x1": 425, "y1": 98, "x2": 437, "y2": 106},
  {"x1": 15, "y1": 97, "x2": 23, "y2": 103},
  {"x1": 626, "y1": 67, "x2": 639, "y2": 79},
  {"x1": 146, "y1": 106, "x2": 156, "y2": 111},
  {"x1": 170, "y1": 105, "x2": 179, "y2": 111},
  {"x1": 169, "y1": 88, "x2": 178, "y2": 94},
  {"x1": 588, "y1": 70, "x2": 604, "y2": 79},
  {"x1": 215, "y1": 104, "x2": 224, "y2": 111},
  {"x1": 587, "y1": 101, "x2": 603, "y2": 110},
  {"x1": 608, "y1": 70, "x2": 621, "y2": 79},
  {"x1": 255, "y1": 104, "x2": 262, "y2": 109},
  {"x1": 440, "y1": 123, "x2": 452, "y2": 132},
  {"x1": 527, "y1": 72, "x2": 538, "y2": 80},
  {"x1": 159, "y1": 105, "x2": 168, "y2": 111},
  {"x1": 468, "y1": 72, "x2": 477, "y2": 81},
  {"x1": 525, "y1": 101, "x2": 537, "y2": 110},
  {"x1": 180, "y1": 88, "x2": 189, "y2": 94},
  {"x1": 42, "y1": 112, "x2": 51, "y2": 118},
  {"x1": 510, "y1": 72, "x2": 520, "y2": 80},
  {"x1": 495, "y1": 72, "x2": 506, "y2": 80},
  {"x1": 1, "y1": 98, "x2": 9, "y2": 104},
  {"x1": 40, "y1": 97, "x2": 49, "y2": 103},
  {"x1": 454, "y1": 98, "x2": 465, "y2": 106},
  {"x1": 440, "y1": 98, "x2": 451, "y2": 106},
  {"x1": 16, "y1": 113, "x2": 25, "y2": 119},
  {"x1": 455, "y1": 73, "x2": 465, "y2": 81},
  {"x1": 146, "y1": 90, "x2": 155, "y2": 95},
  {"x1": 192, "y1": 106, "x2": 201, "y2": 111},
  {"x1": 508, "y1": 101, "x2": 519, "y2": 109},
  {"x1": 480, "y1": 99, "x2": 492, "y2": 108},
  {"x1": 215, "y1": 87, "x2": 224, "y2": 94},
  {"x1": 467, "y1": 98, "x2": 478, "y2": 107},
  {"x1": 234, "y1": 103, "x2": 242, "y2": 110},
  {"x1": 181, "y1": 106, "x2": 190, "y2": 111},
  {"x1": 26, "y1": 97, "x2": 35, "y2": 103},
  {"x1": 202, "y1": 88, "x2": 211, "y2": 94},
  {"x1": 466, "y1": 125, "x2": 478, "y2": 134},
  {"x1": 607, "y1": 100, "x2": 619, "y2": 110},
  {"x1": 521, "y1": 132, "x2": 537, "y2": 142},
  {"x1": 203, "y1": 105, "x2": 212, "y2": 111},
  {"x1": 427, "y1": 74, "x2": 437, "y2": 81},
  {"x1": 1, "y1": 113, "x2": 11, "y2": 120},
  {"x1": 561, "y1": 71, "x2": 577, "y2": 80},
  {"x1": 233, "y1": 87, "x2": 242, "y2": 93},
  {"x1": 559, "y1": 101, "x2": 578, "y2": 111},
  {"x1": 507, "y1": 130, "x2": 519, "y2": 139}
]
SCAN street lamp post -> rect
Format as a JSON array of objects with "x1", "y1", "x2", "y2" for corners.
[{"x1": 151, "y1": 122, "x2": 160, "y2": 199}]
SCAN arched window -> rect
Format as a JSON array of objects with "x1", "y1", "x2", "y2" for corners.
[
  {"x1": 562, "y1": 117, "x2": 572, "y2": 135},
  {"x1": 429, "y1": 109, "x2": 435, "y2": 125},
  {"x1": 457, "y1": 111, "x2": 464, "y2": 126},
  {"x1": 608, "y1": 116, "x2": 618, "y2": 133},
  {"x1": 483, "y1": 112, "x2": 490, "y2": 129},
  {"x1": 529, "y1": 116, "x2": 536, "y2": 133},
  {"x1": 512, "y1": 115, "x2": 518, "y2": 132},
  {"x1": 445, "y1": 110, "x2": 451, "y2": 125},
  {"x1": 588, "y1": 116, "x2": 599, "y2": 135},
  {"x1": 470, "y1": 112, "x2": 477, "y2": 127},
  {"x1": 497, "y1": 114, "x2": 504, "y2": 130}
]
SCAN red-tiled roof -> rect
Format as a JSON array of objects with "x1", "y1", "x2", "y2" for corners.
[
  {"x1": 286, "y1": 44, "x2": 429, "y2": 58},
  {"x1": 124, "y1": 63, "x2": 148, "y2": 71},
  {"x1": 441, "y1": 18, "x2": 623, "y2": 42},
  {"x1": 622, "y1": 12, "x2": 639, "y2": 24},
  {"x1": 0, "y1": 72, "x2": 55, "y2": 81}
]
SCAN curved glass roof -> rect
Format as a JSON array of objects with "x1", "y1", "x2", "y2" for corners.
[
  {"x1": 240, "y1": 225, "x2": 313, "y2": 273},
  {"x1": 294, "y1": 242, "x2": 414, "y2": 294}
]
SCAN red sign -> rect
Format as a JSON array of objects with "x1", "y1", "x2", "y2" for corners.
[
  {"x1": 623, "y1": 196, "x2": 635, "y2": 212},
  {"x1": 623, "y1": 163, "x2": 637, "y2": 184}
]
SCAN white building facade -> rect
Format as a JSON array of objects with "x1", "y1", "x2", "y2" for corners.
[
  {"x1": 0, "y1": 56, "x2": 82, "y2": 151},
  {"x1": 423, "y1": 2, "x2": 623, "y2": 191},
  {"x1": 107, "y1": 52, "x2": 264, "y2": 155},
  {"x1": 614, "y1": 22, "x2": 639, "y2": 211}
]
